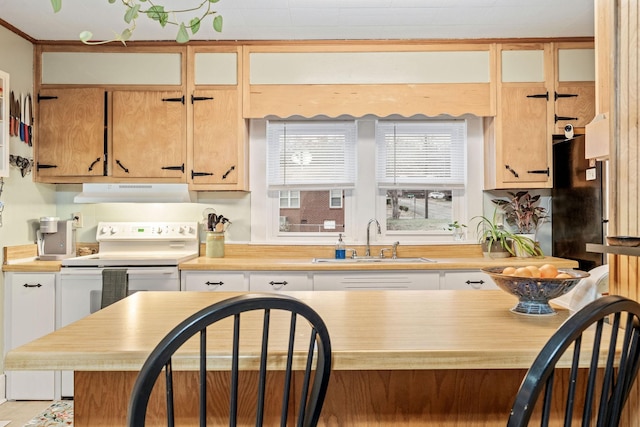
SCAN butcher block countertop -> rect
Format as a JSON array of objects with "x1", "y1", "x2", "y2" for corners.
[
  {"x1": 2, "y1": 243, "x2": 579, "y2": 272},
  {"x1": 6, "y1": 290, "x2": 587, "y2": 373}
]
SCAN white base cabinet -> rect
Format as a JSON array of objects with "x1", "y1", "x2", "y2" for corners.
[
  {"x1": 314, "y1": 271, "x2": 440, "y2": 290},
  {"x1": 4, "y1": 273, "x2": 57, "y2": 400},
  {"x1": 249, "y1": 273, "x2": 313, "y2": 292},
  {"x1": 181, "y1": 271, "x2": 248, "y2": 291},
  {"x1": 441, "y1": 270, "x2": 499, "y2": 290}
]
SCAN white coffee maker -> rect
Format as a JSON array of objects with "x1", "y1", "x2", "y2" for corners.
[{"x1": 37, "y1": 217, "x2": 75, "y2": 260}]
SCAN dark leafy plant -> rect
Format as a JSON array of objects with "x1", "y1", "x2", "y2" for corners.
[
  {"x1": 492, "y1": 191, "x2": 548, "y2": 234},
  {"x1": 50, "y1": 0, "x2": 223, "y2": 44}
]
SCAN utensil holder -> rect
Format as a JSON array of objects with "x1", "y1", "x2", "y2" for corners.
[{"x1": 206, "y1": 231, "x2": 225, "y2": 258}]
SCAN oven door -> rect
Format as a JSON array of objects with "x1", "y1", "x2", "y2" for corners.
[{"x1": 59, "y1": 266, "x2": 180, "y2": 398}]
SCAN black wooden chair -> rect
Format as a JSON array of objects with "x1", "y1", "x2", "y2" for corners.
[
  {"x1": 127, "y1": 293, "x2": 332, "y2": 427},
  {"x1": 508, "y1": 295, "x2": 640, "y2": 426}
]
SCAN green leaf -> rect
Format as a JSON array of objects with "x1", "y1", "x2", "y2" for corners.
[
  {"x1": 108, "y1": 0, "x2": 116, "y2": 3},
  {"x1": 50, "y1": 0, "x2": 62, "y2": 13},
  {"x1": 213, "y1": 15, "x2": 223, "y2": 32},
  {"x1": 190, "y1": 17, "x2": 201, "y2": 34},
  {"x1": 124, "y1": 4, "x2": 140, "y2": 24},
  {"x1": 79, "y1": 31, "x2": 93, "y2": 43},
  {"x1": 119, "y1": 28, "x2": 133, "y2": 42},
  {"x1": 176, "y1": 23, "x2": 190, "y2": 43},
  {"x1": 146, "y1": 5, "x2": 168, "y2": 27},
  {"x1": 209, "y1": 0, "x2": 220, "y2": 3}
]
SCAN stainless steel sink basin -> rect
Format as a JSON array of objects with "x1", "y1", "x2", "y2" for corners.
[{"x1": 312, "y1": 257, "x2": 436, "y2": 263}]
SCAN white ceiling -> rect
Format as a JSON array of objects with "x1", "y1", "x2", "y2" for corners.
[{"x1": 0, "y1": 0, "x2": 594, "y2": 42}]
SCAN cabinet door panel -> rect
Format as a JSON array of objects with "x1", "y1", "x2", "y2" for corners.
[
  {"x1": 112, "y1": 91, "x2": 186, "y2": 179},
  {"x1": 554, "y1": 84, "x2": 596, "y2": 130},
  {"x1": 249, "y1": 273, "x2": 312, "y2": 291},
  {"x1": 500, "y1": 85, "x2": 549, "y2": 185},
  {"x1": 182, "y1": 272, "x2": 247, "y2": 291},
  {"x1": 37, "y1": 88, "x2": 105, "y2": 177},
  {"x1": 314, "y1": 272, "x2": 440, "y2": 290},
  {"x1": 191, "y1": 89, "x2": 240, "y2": 186},
  {"x1": 442, "y1": 271, "x2": 498, "y2": 290}
]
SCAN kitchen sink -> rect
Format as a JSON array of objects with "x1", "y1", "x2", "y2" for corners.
[{"x1": 312, "y1": 257, "x2": 436, "y2": 263}]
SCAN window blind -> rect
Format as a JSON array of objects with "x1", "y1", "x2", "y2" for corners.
[
  {"x1": 376, "y1": 120, "x2": 466, "y2": 189},
  {"x1": 267, "y1": 121, "x2": 357, "y2": 189}
]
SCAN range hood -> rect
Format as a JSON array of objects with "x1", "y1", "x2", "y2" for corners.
[{"x1": 74, "y1": 183, "x2": 195, "y2": 203}]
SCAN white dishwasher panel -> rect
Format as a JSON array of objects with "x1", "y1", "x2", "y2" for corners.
[{"x1": 314, "y1": 271, "x2": 439, "y2": 290}]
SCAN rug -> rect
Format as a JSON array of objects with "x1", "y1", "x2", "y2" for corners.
[{"x1": 23, "y1": 401, "x2": 73, "y2": 427}]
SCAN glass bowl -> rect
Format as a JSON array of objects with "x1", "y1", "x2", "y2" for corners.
[{"x1": 481, "y1": 267, "x2": 590, "y2": 316}]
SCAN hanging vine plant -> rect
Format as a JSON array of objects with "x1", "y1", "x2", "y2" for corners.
[{"x1": 50, "y1": 0, "x2": 223, "y2": 44}]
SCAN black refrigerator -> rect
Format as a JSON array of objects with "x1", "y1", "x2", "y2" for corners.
[{"x1": 552, "y1": 135, "x2": 605, "y2": 271}]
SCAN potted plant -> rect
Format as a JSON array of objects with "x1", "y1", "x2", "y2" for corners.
[
  {"x1": 491, "y1": 191, "x2": 547, "y2": 257},
  {"x1": 473, "y1": 212, "x2": 513, "y2": 258},
  {"x1": 446, "y1": 221, "x2": 467, "y2": 241},
  {"x1": 474, "y1": 211, "x2": 544, "y2": 258},
  {"x1": 491, "y1": 191, "x2": 548, "y2": 234}
]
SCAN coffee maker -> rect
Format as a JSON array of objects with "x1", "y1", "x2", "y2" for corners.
[{"x1": 37, "y1": 217, "x2": 75, "y2": 260}]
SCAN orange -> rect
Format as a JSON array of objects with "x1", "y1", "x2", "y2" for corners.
[
  {"x1": 514, "y1": 267, "x2": 533, "y2": 278},
  {"x1": 539, "y1": 264, "x2": 559, "y2": 278},
  {"x1": 555, "y1": 273, "x2": 572, "y2": 279},
  {"x1": 525, "y1": 265, "x2": 541, "y2": 278},
  {"x1": 502, "y1": 267, "x2": 516, "y2": 275}
]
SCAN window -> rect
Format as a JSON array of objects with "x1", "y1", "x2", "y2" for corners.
[
  {"x1": 250, "y1": 118, "x2": 483, "y2": 243},
  {"x1": 266, "y1": 121, "x2": 356, "y2": 235},
  {"x1": 330, "y1": 190, "x2": 343, "y2": 208},
  {"x1": 376, "y1": 120, "x2": 466, "y2": 232}
]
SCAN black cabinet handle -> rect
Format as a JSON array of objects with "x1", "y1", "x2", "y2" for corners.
[
  {"x1": 527, "y1": 167, "x2": 550, "y2": 176},
  {"x1": 269, "y1": 281, "x2": 288, "y2": 286},
  {"x1": 88, "y1": 157, "x2": 101, "y2": 172},
  {"x1": 555, "y1": 114, "x2": 578, "y2": 123},
  {"x1": 191, "y1": 171, "x2": 213, "y2": 179},
  {"x1": 37, "y1": 94, "x2": 58, "y2": 102},
  {"x1": 162, "y1": 164, "x2": 185, "y2": 173},
  {"x1": 555, "y1": 92, "x2": 579, "y2": 100},
  {"x1": 465, "y1": 280, "x2": 485, "y2": 285},
  {"x1": 23, "y1": 283, "x2": 42, "y2": 288},
  {"x1": 191, "y1": 95, "x2": 214, "y2": 103},
  {"x1": 205, "y1": 281, "x2": 224, "y2": 286},
  {"x1": 37, "y1": 163, "x2": 58, "y2": 170},
  {"x1": 116, "y1": 160, "x2": 129, "y2": 173},
  {"x1": 222, "y1": 166, "x2": 236, "y2": 179},
  {"x1": 505, "y1": 164, "x2": 519, "y2": 178},
  {"x1": 526, "y1": 92, "x2": 549, "y2": 100},
  {"x1": 162, "y1": 95, "x2": 185, "y2": 104}
]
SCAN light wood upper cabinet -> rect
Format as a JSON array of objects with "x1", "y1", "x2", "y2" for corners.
[
  {"x1": 111, "y1": 91, "x2": 186, "y2": 179},
  {"x1": 498, "y1": 84, "x2": 551, "y2": 185},
  {"x1": 190, "y1": 89, "x2": 244, "y2": 187},
  {"x1": 36, "y1": 88, "x2": 105, "y2": 179},
  {"x1": 187, "y1": 47, "x2": 248, "y2": 191}
]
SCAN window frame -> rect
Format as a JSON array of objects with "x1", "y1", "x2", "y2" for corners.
[{"x1": 250, "y1": 117, "x2": 484, "y2": 245}]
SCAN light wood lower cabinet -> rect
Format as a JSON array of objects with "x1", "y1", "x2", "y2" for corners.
[{"x1": 3, "y1": 273, "x2": 56, "y2": 400}]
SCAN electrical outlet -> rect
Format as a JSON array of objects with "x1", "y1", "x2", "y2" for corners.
[{"x1": 72, "y1": 212, "x2": 83, "y2": 228}]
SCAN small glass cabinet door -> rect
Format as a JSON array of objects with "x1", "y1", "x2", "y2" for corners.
[{"x1": 0, "y1": 70, "x2": 9, "y2": 177}]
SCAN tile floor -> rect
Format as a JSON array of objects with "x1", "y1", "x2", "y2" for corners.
[{"x1": 0, "y1": 401, "x2": 53, "y2": 426}]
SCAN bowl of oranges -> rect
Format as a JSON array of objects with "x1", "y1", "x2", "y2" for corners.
[{"x1": 481, "y1": 265, "x2": 590, "y2": 316}]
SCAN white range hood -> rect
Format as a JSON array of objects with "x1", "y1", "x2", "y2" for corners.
[{"x1": 74, "y1": 183, "x2": 195, "y2": 203}]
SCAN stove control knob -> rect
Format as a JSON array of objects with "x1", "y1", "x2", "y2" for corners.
[
  {"x1": 100, "y1": 226, "x2": 110, "y2": 235},
  {"x1": 179, "y1": 226, "x2": 186, "y2": 234},
  {"x1": 110, "y1": 227, "x2": 118, "y2": 235},
  {"x1": 188, "y1": 226, "x2": 196, "y2": 234}
]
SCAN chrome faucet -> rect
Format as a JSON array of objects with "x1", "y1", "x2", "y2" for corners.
[{"x1": 365, "y1": 218, "x2": 381, "y2": 257}]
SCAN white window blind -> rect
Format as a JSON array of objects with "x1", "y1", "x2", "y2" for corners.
[
  {"x1": 376, "y1": 120, "x2": 466, "y2": 188},
  {"x1": 267, "y1": 121, "x2": 357, "y2": 189}
]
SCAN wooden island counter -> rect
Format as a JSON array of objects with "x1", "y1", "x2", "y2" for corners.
[{"x1": 5, "y1": 290, "x2": 594, "y2": 426}]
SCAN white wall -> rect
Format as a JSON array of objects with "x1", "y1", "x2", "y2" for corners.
[{"x1": 0, "y1": 26, "x2": 57, "y2": 373}]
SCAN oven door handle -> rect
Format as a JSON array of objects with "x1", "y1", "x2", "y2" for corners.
[{"x1": 126, "y1": 269, "x2": 176, "y2": 276}]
